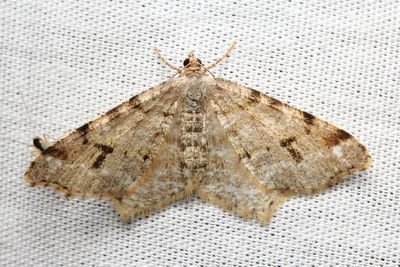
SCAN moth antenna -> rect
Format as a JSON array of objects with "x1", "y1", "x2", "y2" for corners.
[
  {"x1": 170, "y1": 69, "x2": 181, "y2": 78},
  {"x1": 205, "y1": 68, "x2": 216, "y2": 78},
  {"x1": 154, "y1": 45, "x2": 180, "y2": 71},
  {"x1": 205, "y1": 41, "x2": 237, "y2": 70},
  {"x1": 4, "y1": 134, "x2": 50, "y2": 151},
  {"x1": 17, "y1": 88, "x2": 38, "y2": 138},
  {"x1": 2, "y1": 137, "x2": 31, "y2": 147},
  {"x1": 1, "y1": 137, "x2": 45, "y2": 157},
  {"x1": 16, "y1": 89, "x2": 53, "y2": 155}
]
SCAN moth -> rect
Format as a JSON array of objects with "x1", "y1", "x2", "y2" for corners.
[{"x1": 25, "y1": 42, "x2": 371, "y2": 223}]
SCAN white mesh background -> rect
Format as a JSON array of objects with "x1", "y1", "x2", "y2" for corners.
[{"x1": 1, "y1": 0, "x2": 399, "y2": 266}]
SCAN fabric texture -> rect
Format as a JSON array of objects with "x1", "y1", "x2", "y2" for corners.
[{"x1": 1, "y1": 0, "x2": 399, "y2": 266}]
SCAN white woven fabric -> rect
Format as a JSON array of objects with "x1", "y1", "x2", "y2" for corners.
[{"x1": 1, "y1": 0, "x2": 399, "y2": 266}]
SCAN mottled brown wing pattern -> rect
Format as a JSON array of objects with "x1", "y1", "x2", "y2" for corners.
[
  {"x1": 113, "y1": 96, "x2": 193, "y2": 219},
  {"x1": 196, "y1": 101, "x2": 288, "y2": 222},
  {"x1": 24, "y1": 80, "x2": 181, "y2": 199},
  {"x1": 211, "y1": 78, "x2": 371, "y2": 194}
]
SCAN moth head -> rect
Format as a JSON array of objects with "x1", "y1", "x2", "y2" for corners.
[
  {"x1": 155, "y1": 42, "x2": 235, "y2": 76},
  {"x1": 182, "y1": 52, "x2": 203, "y2": 69}
]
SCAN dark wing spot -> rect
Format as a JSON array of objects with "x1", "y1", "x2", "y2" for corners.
[
  {"x1": 302, "y1": 111, "x2": 315, "y2": 125},
  {"x1": 280, "y1": 137, "x2": 296, "y2": 147},
  {"x1": 238, "y1": 104, "x2": 246, "y2": 110},
  {"x1": 279, "y1": 137, "x2": 303, "y2": 163},
  {"x1": 42, "y1": 146, "x2": 68, "y2": 160},
  {"x1": 76, "y1": 123, "x2": 89, "y2": 135},
  {"x1": 143, "y1": 154, "x2": 149, "y2": 161},
  {"x1": 105, "y1": 105, "x2": 122, "y2": 119},
  {"x1": 60, "y1": 185, "x2": 68, "y2": 190},
  {"x1": 323, "y1": 129, "x2": 352, "y2": 147},
  {"x1": 162, "y1": 111, "x2": 173, "y2": 117},
  {"x1": 269, "y1": 98, "x2": 283, "y2": 107},
  {"x1": 337, "y1": 129, "x2": 352, "y2": 140},
  {"x1": 249, "y1": 90, "x2": 261, "y2": 103},
  {"x1": 91, "y1": 143, "x2": 114, "y2": 169},
  {"x1": 128, "y1": 95, "x2": 141, "y2": 106},
  {"x1": 94, "y1": 143, "x2": 114, "y2": 154},
  {"x1": 105, "y1": 106, "x2": 119, "y2": 115},
  {"x1": 92, "y1": 155, "x2": 107, "y2": 169},
  {"x1": 269, "y1": 98, "x2": 284, "y2": 112},
  {"x1": 179, "y1": 161, "x2": 187, "y2": 169},
  {"x1": 227, "y1": 128, "x2": 239, "y2": 137},
  {"x1": 240, "y1": 149, "x2": 251, "y2": 159},
  {"x1": 358, "y1": 143, "x2": 367, "y2": 153},
  {"x1": 82, "y1": 137, "x2": 89, "y2": 145},
  {"x1": 287, "y1": 147, "x2": 303, "y2": 163}
]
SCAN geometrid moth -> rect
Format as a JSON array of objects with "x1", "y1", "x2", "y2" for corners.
[{"x1": 25, "y1": 43, "x2": 371, "y2": 223}]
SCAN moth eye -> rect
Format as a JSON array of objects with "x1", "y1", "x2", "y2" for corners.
[
  {"x1": 183, "y1": 58, "x2": 190, "y2": 66},
  {"x1": 197, "y1": 58, "x2": 202, "y2": 64}
]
